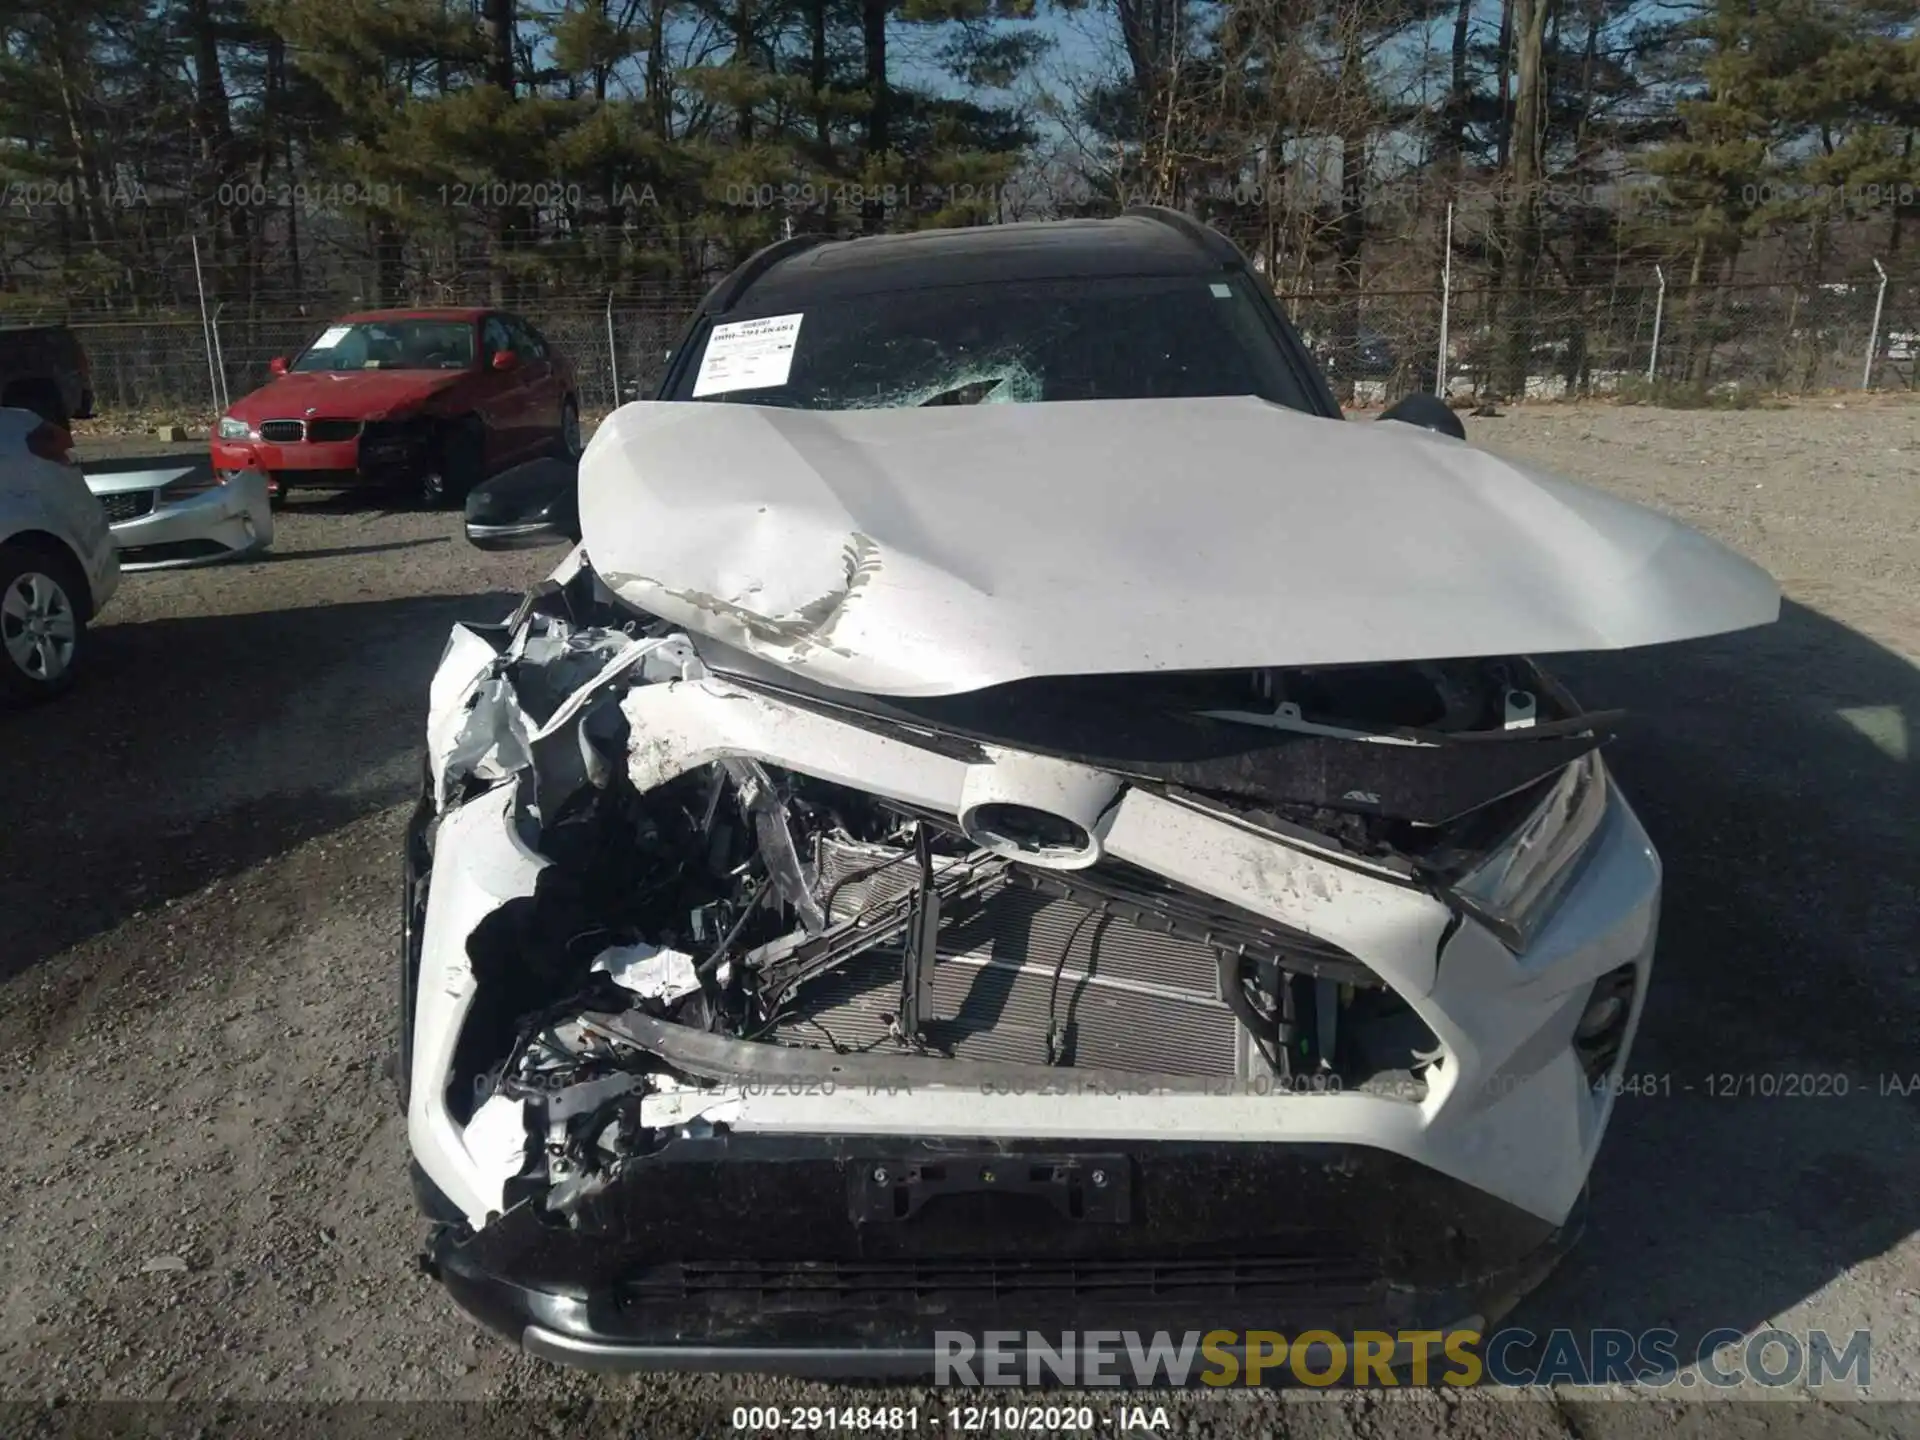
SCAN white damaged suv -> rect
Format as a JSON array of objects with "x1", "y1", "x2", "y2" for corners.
[{"x1": 399, "y1": 211, "x2": 1779, "y2": 1376}]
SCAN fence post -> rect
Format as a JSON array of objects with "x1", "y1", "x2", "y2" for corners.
[
  {"x1": 605, "y1": 291, "x2": 621, "y2": 409},
  {"x1": 191, "y1": 234, "x2": 222, "y2": 418},
  {"x1": 1648, "y1": 265, "x2": 1666, "y2": 382},
  {"x1": 1863, "y1": 258, "x2": 1889, "y2": 390},
  {"x1": 1436, "y1": 201, "x2": 1453, "y2": 395},
  {"x1": 209, "y1": 302, "x2": 230, "y2": 413}
]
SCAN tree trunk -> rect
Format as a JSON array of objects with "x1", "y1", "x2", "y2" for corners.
[
  {"x1": 648, "y1": 0, "x2": 668, "y2": 140},
  {"x1": 484, "y1": 0, "x2": 515, "y2": 92},
  {"x1": 376, "y1": 214, "x2": 407, "y2": 307},
  {"x1": 1499, "y1": 0, "x2": 1548, "y2": 398},
  {"x1": 1893, "y1": 130, "x2": 1912, "y2": 257},
  {"x1": 1494, "y1": 0, "x2": 1514, "y2": 172},
  {"x1": 1688, "y1": 244, "x2": 1737, "y2": 387},
  {"x1": 255, "y1": 30, "x2": 288, "y2": 309},
  {"x1": 810, "y1": 0, "x2": 829, "y2": 156},
  {"x1": 1573, "y1": 0, "x2": 1599, "y2": 166},
  {"x1": 1441, "y1": 0, "x2": 1472, "y2": 174},
  {"x1": 595, "y1": 0, "x2": 610, "y2": 101},
  {"x1": 483, "y1": 0, "x2": 518, "y2": 305},
  {"x1": 185, "y1": 0, "x2": 249, "y2": 276},
  {"x1": 272, "y1": 34, "x2": 303, "y2": 299},
  {"x1": 861, "y1": 0, "x2": 888, "y2": 234},
  {"x1": 50, "y1": 48, "x2": 106, "y2": 250},
  {"x1": 1676, "y1": 231, "x2": 1707, "y2": 385},
  {"x1": 1335, "y1": 128, "x2": 1367, "y2": 405},
  {"x1": 736, "y1": 0, "x2": 755, "y2": 143}
]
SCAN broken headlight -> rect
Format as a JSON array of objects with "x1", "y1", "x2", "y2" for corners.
[{"x1": 1450, "y1": 750, "x2": 1608, "y2": 951}]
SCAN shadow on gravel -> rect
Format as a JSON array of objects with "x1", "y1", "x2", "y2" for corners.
[
  {"x1": 267, "y1": 536, "x2": 451, "y2": 563},
  {"x1": 277, "y1": 488, "x2": 428, "y2": 517},
  {"x1": 0, "y1": 588, "x2": 519, "y2": 979},
  {"x1": 1512, "y1": 598, "x2": 1920, "y2": 1377}
]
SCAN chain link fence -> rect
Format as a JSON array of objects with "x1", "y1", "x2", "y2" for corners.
[
  {"x1": 72, "y1": 295, "x2": 708, "y2": 420},
  {"x1": 56, "y1": 262, "x2": 1918, "y2": 423},
  {"x1": 1285, "y1": 274, "x2": 1917, "y2": 405}
]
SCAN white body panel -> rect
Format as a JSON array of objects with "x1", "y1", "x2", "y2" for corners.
[
  {"x1": 408, "y1": 784, "x2": 546, "y2": 1227},
  {"x1": 579, "y1": 395, "x2": 1780, "y2": 696}
]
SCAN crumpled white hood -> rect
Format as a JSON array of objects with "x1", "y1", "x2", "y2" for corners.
[{"x1": 577, "y1": 395, "x2": 1780, "y2": 697}]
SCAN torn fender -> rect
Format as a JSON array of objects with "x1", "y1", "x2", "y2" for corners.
[{"x1": 425, "y1": 613, "x2": 704, "y2": 813}]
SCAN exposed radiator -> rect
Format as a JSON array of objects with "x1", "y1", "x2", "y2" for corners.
[{"x1": 763, "y1": 838, "x2": 1247, "y2": 1076}]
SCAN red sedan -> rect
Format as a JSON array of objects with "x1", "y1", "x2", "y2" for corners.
[{"x1": 211, "y1": 307, "x2": 582, "y2": 508}]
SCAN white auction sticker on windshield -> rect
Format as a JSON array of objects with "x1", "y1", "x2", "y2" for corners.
[
  {"x1": 312, "y1": 325, "x2": 351, "y2": 348},
  {"x1": 693, "y1": 313, "x2": 804, "y2": 396}
]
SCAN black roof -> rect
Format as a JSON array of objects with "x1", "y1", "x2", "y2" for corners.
[{"x1": 717, "y1": 210, "x2": 1244, "y2": 316}]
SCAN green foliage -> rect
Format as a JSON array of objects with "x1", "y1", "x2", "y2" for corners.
[
  {"x1": 1, "y1": 0, "x2": 1913, "y2": 322},
  {"x1": 1640, "y1": 0, "x2": 1920, "y2": 264},
  {"x1": 0, "y1": 0, "x2": 1050, "y2": 306}
]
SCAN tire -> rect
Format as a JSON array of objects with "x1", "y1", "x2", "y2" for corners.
[
  {"x1": 554, "y1": 395, "x2": 583, "y2": 459},
  {"x1": 424, "y1": 417, "x2": 485, "y2": 510},
  {"x1": 0, "y1": 542, "x2": 88, "y2": 706}
]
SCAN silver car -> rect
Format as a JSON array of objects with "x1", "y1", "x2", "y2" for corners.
[
  {"x1": 0, "y1": 408, "x2": 119, "y2": 703},
  {"x1": 83, "y1": 457, "x2": 272, "y2": 570}
]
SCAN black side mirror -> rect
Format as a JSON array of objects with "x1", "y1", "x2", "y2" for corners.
[
  {"x1": 1378, "y1": 392, "x2": 1467, "y2": 441},
  {"x1": 464, "y1": 457, "x2": 580, "y2": 551}
]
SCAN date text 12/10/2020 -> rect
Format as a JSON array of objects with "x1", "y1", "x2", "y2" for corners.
[{"x1": 731, "y1": 1407, "x2": 1173, "y2": 1432}]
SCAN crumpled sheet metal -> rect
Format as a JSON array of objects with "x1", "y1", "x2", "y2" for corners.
[
  {"x1": 426, "y1": 625, "x2": 529, "y2": 809},
  {"x1": 424, "y1": 616, "x2": 704, "y2": 811},
  {"x1": 577, "y1": 395, "x2": 1781, "y2": 698}
]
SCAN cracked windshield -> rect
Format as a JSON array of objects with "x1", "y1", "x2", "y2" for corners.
[{"x1": 671, "y1": 273, "x2": 1317, "y2": 411}]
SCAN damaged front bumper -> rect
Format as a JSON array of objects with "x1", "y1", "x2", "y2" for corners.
[
  {"x1": 420, "y1": 1134, "x2": 1580, "y2": 1376},
  {"x1": 85, "y1": 468, "x2": 274, "y2": 570},
  {"x1": 403, "y1": 563, "x2": 1659, "y2": 1372}
]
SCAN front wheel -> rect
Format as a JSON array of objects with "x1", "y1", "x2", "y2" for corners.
[
  {"x1": 424, "y1": 417, "x2": 485, "y2": 510},
  {"x1": 555, "y1": 396, "x2": 583, "y2": 459},
  {"x1": 0, "y1": 544, "x2": 88, "y2": 706}
]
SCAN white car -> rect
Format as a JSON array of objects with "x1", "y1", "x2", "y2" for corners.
[
  {"x1": 83, "y1": 457, "x2": 272, "y2": 570},
  {"x1": 0, "y1": 408, "x2": 118, "y2": 704},
  {"x1": 401, "y1": 215, "x2": 1780, "y2": 1375}
]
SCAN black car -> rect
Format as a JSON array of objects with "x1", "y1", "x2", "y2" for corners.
[{"x1": 0, "y1": 324, "x2": 95, "y2": 427}]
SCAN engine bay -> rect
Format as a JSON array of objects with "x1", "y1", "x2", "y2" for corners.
[{"x1": 413, "y1": 568, "x2": 1617, "y2": 1224}]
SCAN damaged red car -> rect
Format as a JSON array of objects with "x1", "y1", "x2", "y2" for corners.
[{"x1": 211, "y1": 308, "x2": 582, "y2": 508}]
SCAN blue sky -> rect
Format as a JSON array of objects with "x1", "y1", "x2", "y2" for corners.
[{"x1": 892, "y1": 6, "x2": 1121, "y2": 115}]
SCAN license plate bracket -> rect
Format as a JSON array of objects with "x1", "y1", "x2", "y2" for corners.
[{"x1": 849, "y1": 1153, "x2": 1131, "y2": 1225}]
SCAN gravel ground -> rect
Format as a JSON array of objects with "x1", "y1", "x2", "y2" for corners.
[{"x1": 2, "y1": 401, "x2": 1917, "y2": 1438}]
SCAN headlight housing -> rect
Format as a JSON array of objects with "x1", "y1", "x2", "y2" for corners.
[
  {"x1": 218, "y1": 415, "x2": 252, "y2": 440},
  {"x1": 1450, "y1": 749, "x2": 1609, "y2": 951}
]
